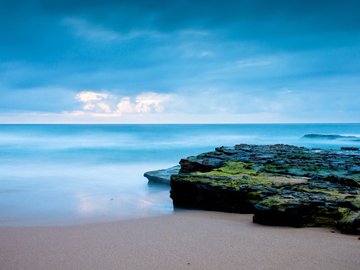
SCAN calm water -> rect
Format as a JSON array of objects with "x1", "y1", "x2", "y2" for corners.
[{"x1": 0, "y1": 124, "x2": 359, "y2": 226}]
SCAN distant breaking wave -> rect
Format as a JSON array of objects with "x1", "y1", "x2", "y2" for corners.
[{"x1": 302, "y1": 134, "x2": 360, "y2": 141}]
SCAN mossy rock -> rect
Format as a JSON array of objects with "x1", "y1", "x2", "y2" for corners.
[
  {"x1": 337, "y1": 209, "x2": 360, "y2": 234},
  {"x1": 167, "y1": 144, "x2": 360, "y2": 234}
]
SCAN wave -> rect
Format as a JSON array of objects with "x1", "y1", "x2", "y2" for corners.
[{"x1": 302, "y1": 133, "x2": 360, "y2": 141}]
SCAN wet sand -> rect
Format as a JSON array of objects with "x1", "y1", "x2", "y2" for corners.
[{"x1": 0, "y1": 210, "x2": 359, "y2": 270}]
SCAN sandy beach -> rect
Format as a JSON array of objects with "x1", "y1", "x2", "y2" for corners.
[{"x1": 0, "y1": 210, "x2": 359, "y2": 270}]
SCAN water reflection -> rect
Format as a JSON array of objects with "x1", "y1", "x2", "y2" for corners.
[{"x1": 0, "y1": 162, "x2": 174, "y2": 226}]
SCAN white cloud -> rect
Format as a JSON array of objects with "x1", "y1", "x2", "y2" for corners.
[
  {"x1": 116, "y1": 92, "x2": 172, "y2": 114},
  {"x1": 97, "y1": 102, "x2": 111, "y2": 113},
  {"x1": 76, "y1": 91, "x2": 109, "y2": 103},
  {"x1": 74, "y1": 91, "x2": 173, "y2": 117},
  {"x1": 83, "y1": 103, "x2": 96, "y2": 111},
  {"x1": 64, "y1": 110, "x2": 86, "y2": 116},
  {"x1": 116, "y1": 97, "x2": 134, "y2": 114},
  {"x1": 76, "y1": 91, "x2": 112, "y2": 113},
  {"x1": 3, "y1": 86, "x2": 360, "y2": 123},
  {"x1": 66, "y1": 87, "x2": 334, "y2": 122},
  {"x1": 134, "y1": 92, "x2": 171, "y2": 113}
]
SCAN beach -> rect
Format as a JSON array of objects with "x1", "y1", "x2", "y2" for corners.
[
  {"x1": 2, "y1": 0, "x2": 360, "y2": 267},
  {"x1": 1, "y1": 210, "x2": 359, "y2": 270},
  {"x1": 1, "y1": 124, "x2": 359, "y2": 269}
]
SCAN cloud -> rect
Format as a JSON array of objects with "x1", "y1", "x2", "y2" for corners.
[
  {"x1": 62, "y1": 16, "x2": 166, "y2": 43},
  {"x1": 97, "y1": 102, "x2": 111, "y2": 113},
  {"x1": 1, "y1": 84, "x2": 360, "y2": 123},
  {"x1": 61, "y1": 83, "x2": 358, "y2": 123},
  {"x1": 75, "y1": 91, "x2": 112, "y2": 113},
  {"x1": 183, "y1": 49, "x2": 214, "y2": 59},
  {"x1": 62, "y1": 17, "x2": 119, "y2": 41},
  {"x1": 75, "y1": 91, "x2": 173, "y2": 117},
  {"x1": 76, "y1": 91, "x2": 109, "y2": 102},
  {"x1": 37, "y1": 0, "x2": 360, "y2": 38},
  {"x1": 116, "y1": 97, "x2": 134, "y2": 114},
  {"x1": 1, "y1": 1, "x2": 360, "y2": 124},
  {"x1": 134, "y1": 92, "x2": 171, "y2": 113},
  {"x1": 83, "y1": 103, "x2": 96, "y2": 110},
  {"x1": 236, "y1": 59, "x2": 273, "y2": 68}
]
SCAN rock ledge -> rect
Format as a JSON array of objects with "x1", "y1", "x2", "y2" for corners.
[{"x1": 167, "y1": 144, "x2": 360, "y2": 234}]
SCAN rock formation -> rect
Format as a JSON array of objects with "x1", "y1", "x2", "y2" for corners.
[
  {"x1": 144, "y1": 165, "x2": 180, "y2": 184},
  {"x1": 146, "y1": 144, "x2": 360, "y2": 234}
]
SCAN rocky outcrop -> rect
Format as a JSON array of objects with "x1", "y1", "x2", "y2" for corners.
[
  {"x1": 144, "y1": 165, "x2": 180, "y2": 184},
  {"x1": 168, "y1": 144, "x2": 360, "y2": 234}
]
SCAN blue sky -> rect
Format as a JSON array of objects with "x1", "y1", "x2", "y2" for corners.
[{"x1": 0, "y1": 0, "x2": 359, "y2": 123}]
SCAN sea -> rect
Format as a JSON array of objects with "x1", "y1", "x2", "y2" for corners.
[{"x1": 0, "y1": 124, "x2": 359, "y2": 226}]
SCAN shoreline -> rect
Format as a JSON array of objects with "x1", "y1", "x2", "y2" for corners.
[{"x1": 1, "y1": 210, "x2": 359, "y2": 270}]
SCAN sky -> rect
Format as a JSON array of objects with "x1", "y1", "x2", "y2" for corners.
[{"x1": 0, "y1": 0, "x2": 359, "y2": 123}]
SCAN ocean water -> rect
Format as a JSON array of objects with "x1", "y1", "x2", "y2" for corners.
[{"x1": 0, "y1": 124, "x2": 359, "y2": 226}]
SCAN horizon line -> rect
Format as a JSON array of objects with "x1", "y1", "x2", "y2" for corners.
[{"x1": 1, "y1": 122, "x2": 359, "y2": 125}]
